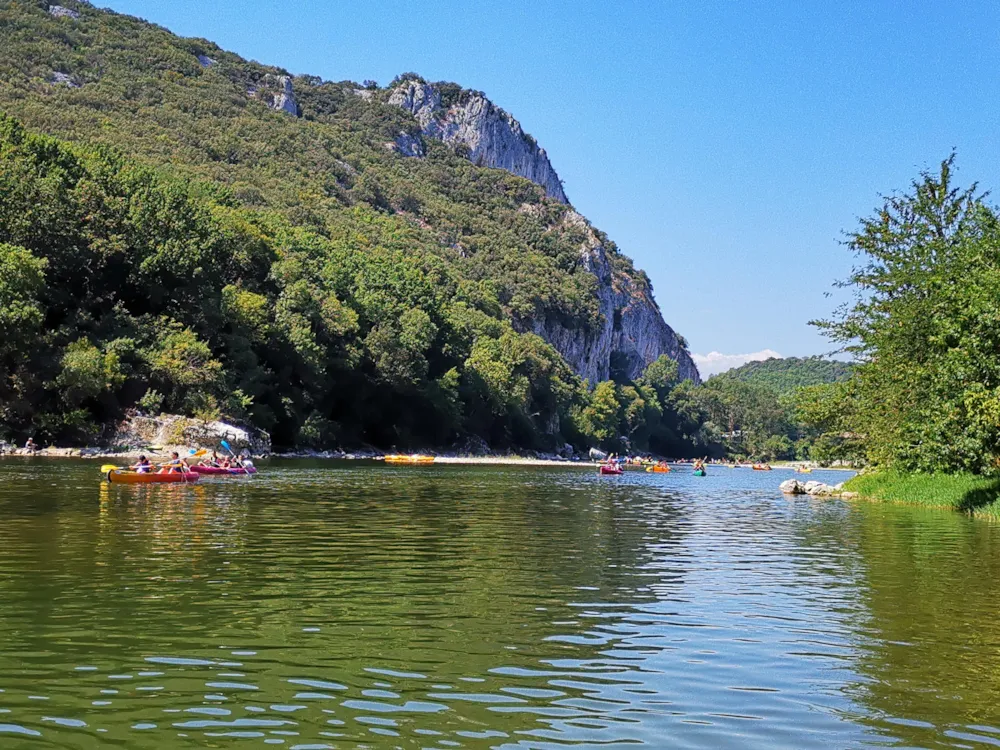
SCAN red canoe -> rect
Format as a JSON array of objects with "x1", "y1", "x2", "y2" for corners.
[
  {"x1": 599, "y1": 465, "x2": 623, "y2": 475},
  {"x1": 107, "y1": 470, "x2": 200, "y2": 484},
  {"x1": 190, "y1": 465, "x2": 258, "y2": 476}
]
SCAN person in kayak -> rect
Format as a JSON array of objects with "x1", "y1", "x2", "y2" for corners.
[
  {"x1": 159, "y1": 452, "x2": 189, "y2": 474},
  {"x1": 131, "y1": 455, "x2": 151, "y2": 473}
]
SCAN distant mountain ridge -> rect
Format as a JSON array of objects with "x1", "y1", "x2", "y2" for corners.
[{"x1": 710, "y1": 356, "x2": 854, "y2": 394}]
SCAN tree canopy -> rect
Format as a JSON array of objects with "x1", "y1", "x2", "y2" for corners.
[{"x1": 812, "y1": 155, "x2": 1000, "y2": 474}]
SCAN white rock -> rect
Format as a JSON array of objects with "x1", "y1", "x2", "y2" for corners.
[
  {"x1": 270, "y1": 75, "x2": 298, "y2": 116},
  {"x1": 779, "y1": 479, "x2": 805, "y2": 495},
  {"x1": 197, "y1": 55, "x2": 217, "y2": 68},
  {"x1": 392, "y1": 131, "x2": 424, "y2": 157},
  {"x1": 49, "y1": 5, "x2": 80, "y2": 19},
  {"x1": 50, "y1": 71, "x2": 79, "y2": 88},
  {"x1": 388, "y1": 80, "x2": 568, "y2": 203},
  {"x1": 806, "y1": 482, "x2": 835, "y2": 496}
]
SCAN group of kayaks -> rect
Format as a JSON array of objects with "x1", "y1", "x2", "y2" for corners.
[
  {"x1": 106, "y1": 464, "x2": 257, "y2": 484},
  {"x1": 104, "y1": 443, "x2": 257, "y2": 484},
  {"x1": 600, "y1": 463, "x2": 706, "y2": 477}
]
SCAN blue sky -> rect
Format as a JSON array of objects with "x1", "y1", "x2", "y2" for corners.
[{"x1": 101, "y1": 0, "x2": 1000, "y2": 374}]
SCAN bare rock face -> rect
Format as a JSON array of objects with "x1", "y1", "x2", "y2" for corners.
[
  {"x1": 197, "y1": 55, "x2": 217, "y2": 68},
  {"x1": 527, "y1": 210, "x2": 699, "y2": 384},
  {"x1": 270, "y1": 75, "x2": 298, "y2": 116},
  {"x1": 48, "y1": 5, "x2": 80, "y2": 19},
  {"x1": 388, "y1": 80, "x2": 568, "y2": 203},
  {"x1": 247, "y1": 74, "x2": 299, "y2": 116},
  {"x1": 50, "y1": 71, "x2": 79, "y2": 88},
  {"x1": 392, "y1": 131, "x2": 424, "y2": 157},
  {"x1": 383, "y1": 78, "x2": 694, "y2": 384}
]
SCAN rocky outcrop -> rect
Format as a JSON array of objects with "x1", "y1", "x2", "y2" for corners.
[
  {"x1": 248, "y1": 74, "x2": 298, "y2": 116},
  {"x1": 109, "y1": 414, "x2": 271, "y2": 455},
  {"x1": 388, "y1": 80, "x2": 568, "y2": 203},
  {"x1": 780, "y1": 479, "x2": 854, "y2": 498},
  {"x1": 270, "y1": 75, "x2": 298, "y2": 116},
  {"x1": 49, "y1": 71, "x2": 79, "y2": 88},
  {"x1": 527, "y1": 210, "x2": 699, "y2": 384},
  {"x1": 392, "y1": 131, "x2": 424, "y2": 157},
  {"x1": 48, "y1": 5, "x2": 80, "y2": 19},
  {"x1": 197, "y1": 55, "x2": 217, "y2": 68}
]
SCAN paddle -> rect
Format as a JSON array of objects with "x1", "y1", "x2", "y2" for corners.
[{"x1": 220, "y1": 439, "x2": 252, "y2": 477}]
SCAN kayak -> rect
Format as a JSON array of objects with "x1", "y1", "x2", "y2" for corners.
[
  {"x1": 646, "y1": 465, "x2": 670, "y2": 473},
  {"x1": 693, "y1": 469, "x2": 706, "y2": 477},
  {"x1": 599, "y1": 465, "x2": 623, "y2": 475},
  {"x1": 752, "y1": 465, "x2": 772, "y2": 471},
  {"x1": 190, "y1": 465, "x2": 258, "y2": 475},
  {"x1": 384, "y1": 454, "x2": 435, "y2": 464},
  {"x1": 107, "y1": 470, "x2": 199, "y2": 484}
]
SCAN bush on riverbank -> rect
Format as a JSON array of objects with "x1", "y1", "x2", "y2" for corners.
[{"x1": 845, "y1": 471, "x2": 1000, "y2": 518}]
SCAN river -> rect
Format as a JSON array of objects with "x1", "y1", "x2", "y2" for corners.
[{"x1": 0, "y1": 458, "x2": 998, "y2": 748}]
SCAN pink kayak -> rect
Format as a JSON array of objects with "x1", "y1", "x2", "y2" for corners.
[{"x1": 190, "y1": 465, "x2": 258, "y2": 476}]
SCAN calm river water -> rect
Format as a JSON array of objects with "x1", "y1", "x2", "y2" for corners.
[{"x1": 1, "y1": 459, "x2": 999, "y2": 749}]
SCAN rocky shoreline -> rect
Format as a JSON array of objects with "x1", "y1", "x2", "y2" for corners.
[{"x1": 779, "y1": 478, "x2": 859, "y2": 500}]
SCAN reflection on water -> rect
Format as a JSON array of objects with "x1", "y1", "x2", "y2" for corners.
[{"x1": 0, "y1": 459, "x2": 998, "y2": 748}]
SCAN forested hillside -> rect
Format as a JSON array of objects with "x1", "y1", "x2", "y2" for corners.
[
  {"x1": 710, "y1": 357, "x2": 853, "y2": 394},
  {"x1": 0, "y1": 0, "x2": 701, "y2": 452}
]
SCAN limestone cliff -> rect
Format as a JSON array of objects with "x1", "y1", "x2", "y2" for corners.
[
  {"x1": 526, "y1": 211, "x2": 700, "y2": 385},
  {"x1": 387, "y1": 79, "x2": 568, "y2": 203},
  {"x1": 384, "y1": 79, "x2": 697, "y2": 385}
]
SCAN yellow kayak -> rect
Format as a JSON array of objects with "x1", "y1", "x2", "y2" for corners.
[{"x1": 384, "y1": 455, "x2": 435, "y2": 464}]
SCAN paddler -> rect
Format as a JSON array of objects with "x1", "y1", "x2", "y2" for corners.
[{"x1": 158, "y1": 451, "x2": 189, "y2": 474}]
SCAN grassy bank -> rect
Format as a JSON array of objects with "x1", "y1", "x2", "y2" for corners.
[{"x1": 845, "y1": 471, "x2": 1000, "y2": 518}]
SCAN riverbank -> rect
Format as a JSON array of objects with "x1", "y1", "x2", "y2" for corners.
[
  {"x1": 0, "y1": 444, "x2": 865, "y2": 471},
  {"x1": 843, "y1": 471, "x2": 1000, "y2": 519}
]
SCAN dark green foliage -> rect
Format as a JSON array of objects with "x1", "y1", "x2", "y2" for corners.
[
  {"x1": 0, "y1": 1, "x2": 694, "y2": 451},
  {"x1": 710, "y1": 356, "x2": 854, "y2": 394},
  {"x1": 815, "y1": 156, "x2": 1000, "y2": 474},
  {"x1": 0, "y1": 115, "x2": 592, "y2": 448}
]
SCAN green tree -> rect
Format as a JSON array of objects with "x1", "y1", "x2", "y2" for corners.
[
  {"x1": 575, "y1": 380, "x2": 621, "y2": 449},
  {"x1": 817, "y1": 156, "x2": 1000, "y2": 473}
]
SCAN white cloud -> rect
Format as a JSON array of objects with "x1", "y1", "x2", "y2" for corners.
[{"x1": 691, "y1": 349, "x2": 783, "y2": 378}]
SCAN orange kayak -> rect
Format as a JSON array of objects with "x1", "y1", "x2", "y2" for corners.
[
  {"x1": 107, "y1": 470, "x2": 200, "y2": 484},
  {"x1": 645, "y1": 465, "x2": 670, "y2": 473}
]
